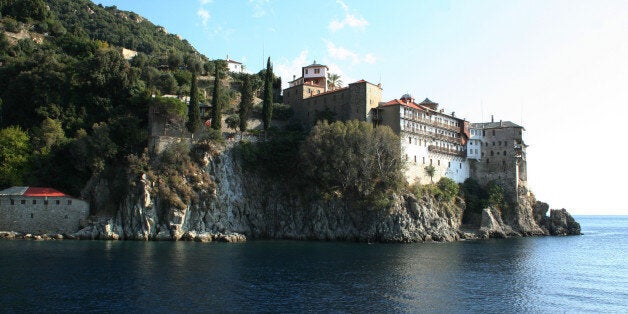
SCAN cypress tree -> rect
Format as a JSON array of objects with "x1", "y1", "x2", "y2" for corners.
[
  {"x1": 210, "y1": 65, "x2": 222, "y2": 130},
  {"x1": 238, "y1": 75, "x2": 253, "y2": 134},
  {"x1": 186, "y1": 71, "x2": 200, "y2": 134},
  {"x1": 262, "y1": 57, "x2": 273, "y2": 132}
]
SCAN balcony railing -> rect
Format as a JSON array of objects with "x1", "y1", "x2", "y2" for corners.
[
  {"x1": 428, "y1": 145, "x2": 467, "y2": 157},
  {"x1": 402, "y1": 114, "x2": 461, "y2": 132},
  {"x1": 403, "y1": 128, "x2": 462, "y2": 145}
]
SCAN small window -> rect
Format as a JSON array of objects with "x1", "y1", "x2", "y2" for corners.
[
  {"x1": 32, "y1": 200, "x2": 36, "y2": 205},
  {"x1": 498, "y1": 141, "x2": 502, "y2": 146},
  {"x1": 448, "y1": 161, "x2": 451, "y2": 167},
  {"x1": 44, "y1": 200, "x2": 49, "y2": 205},
  {"x1": 65, "y1": 215, "x2": 68, "y2": 219},
  {"x1": 21, "y1": 200, "x2": 26, "y2": 205},
  {"x1": 409, "y1": 137, "x2": 412, "y2": 144},
  {"x1": 491, "y1": 151, "x2": 494, "y2": 156},
  {"x1": 459, "y1": 162, "x2": 462, "y2": 169},
  {"x1": 10, "y1": 199, "x2": 15, "y2": 205},
  {"x1": 305, "y1": 69, "x2": 308, "y2": 74},
  {"x1": 486, "y1": 159, "x2": 490, "y2": 163},
  {"x1": 67, "y1": 200, "x2": 72, "y2": 205},
  {"x1": 503, "y1": 150, "x2": 507, "y2": 156},
  {"x1": 30, "y1": 213, "x2": 33, "y2": 218},
  {"x1": 492, "y1": 142, "x2": 495, "y2": 146},
  {"x1": 492, "y1": 130, "x2": 495, "y2": 136},
  {"x1": 430, "y1": 159, "x2": 433, "y2": 165},
  {"x1": 437, "y1": 160, "x2": 440, "y2": 166},
  {"x1": 314, "y1": 69, "x2": 320, "y2": 74},
  {"x1": 423, "y1": 157, "x2": 425, "y2": 164},
  {"x1": 414, "y1": 156, "x2": 417, "y2": 163},
  {"x1": 55, "y1": 200, "x2": 60, "y2": 205}
]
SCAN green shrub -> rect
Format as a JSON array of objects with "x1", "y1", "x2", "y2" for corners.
[{"x1": 437, "y1": 177, "x2": 459, "y2": 202}]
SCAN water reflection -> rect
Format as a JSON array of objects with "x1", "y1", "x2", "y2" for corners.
[{"x1": 1, "y1": 218, "x2": 626, "y2": 313}]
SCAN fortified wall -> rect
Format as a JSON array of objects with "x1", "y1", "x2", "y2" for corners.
[{"x1": 0, "y1": 187, "x2": 89, "y2": 234}]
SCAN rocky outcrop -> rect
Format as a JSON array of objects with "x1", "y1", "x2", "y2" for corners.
[
  {"x1": 70, "y1": 144, "x2": 579, "y2": 242},
  {"x1": 547, "y1": 209, "x2": 581, "y2": 235}
]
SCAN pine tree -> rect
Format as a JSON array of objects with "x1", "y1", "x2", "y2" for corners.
[
  {"x1": 186, "y1": 71, "x2": 201, "y2": 134},
  {"x1": 262, "y1": 57, "x2": 273, "y2": 132},
  {"x1": 238, "y1": 75, "x2": 253, "y2": 134},
  {"x1": 210, "y1": 65, "x2": 222, "y2": 130}
]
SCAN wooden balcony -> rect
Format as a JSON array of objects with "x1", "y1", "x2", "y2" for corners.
[{"x1": 428, "y1": 145, "x2": 467, "y2": 157}]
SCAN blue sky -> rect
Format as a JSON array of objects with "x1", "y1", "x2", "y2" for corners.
[{"x1": 94, "y1": 0, "x2": 628, "y2": 215}]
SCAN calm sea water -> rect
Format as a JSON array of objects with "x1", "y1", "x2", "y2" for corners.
[{"x1": 1, "y1": 216, "x2": 626, "y2": 312}]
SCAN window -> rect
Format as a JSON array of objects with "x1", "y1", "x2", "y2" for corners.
[
  {"x1": 498, "y1": 141, "x2": 502, "y2": 146},
  {"x1": 30, "y1": 213, "x2": 33, "y2": 218},
  {"x1": 492, "y1": 142, "x2": 495, "y2": 146},
  {"x1": 438, "y1": 160, "x2": 440, "y2": 166},
  {"x1": 487, "y1": 159, "x2": 490, "y2": 163},
  {"x1": 44, "y1": 200, "x2": 49, "y2": 205},
  {"x1": 32, "y1": 200, "x2": 36, "y2": 205},
  {"x1": 10, "y1": 199, "x2": 14, "y2": 205},
  {"x1": 459, "y1": 162, "x2": 462, "y2": 169},
  {"x1": 491, "y1": 151, "x2": 494, "y2": 156},
  {"x1": 503, "y1": 150, "x2": 507, "y2": 156},
  {"x1": 67, "y1": 200, "x2": 72, "y2": 205},
  {"x1": 492, "y1": 130, "x2": 495, "y2": 136},
  {"x1": 55, "y1": 200, "x2": 60, "y2": 205},
  {"x1": 305, "y1": 69, "x2": 308, "y2": 74},
  {"x1": 414, "y1": 156, "x2": 417, "y2": 163},
  {"x1": 448, "y1": 161, "x2": 451, "y2": 167},
  {"x1": 409, "y1": 137, "x2": 412, "y2": 144},
  {"x1": 423, "y1": 157, "x2": 425, "y2": 164},
  {"x1": 21, "y1": 200, "x2": 26, "y2": 205},
  {"x1": 430, "y1": 159, "x2": 433, "y2": 165}
]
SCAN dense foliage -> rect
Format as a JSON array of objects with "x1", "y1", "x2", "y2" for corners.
[
  {"x1": 300, "y1": 121, "x2": 404, "y2": 206},
  {"x1": 186, "y1": 71, "x2": 200, "y2": 133},
  {"x1": 0, "y1": 0, "x2": 226, "y2": 195}
]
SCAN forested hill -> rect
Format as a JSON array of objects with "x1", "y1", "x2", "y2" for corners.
[{"x1": 0, "y1": 0, "x2": 227, "y2": 196}]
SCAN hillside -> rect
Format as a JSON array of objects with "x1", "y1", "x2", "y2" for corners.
[{"x1": 0, "y1": 0, "x2": 237, "y2": 196}]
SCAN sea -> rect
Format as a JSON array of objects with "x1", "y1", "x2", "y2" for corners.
[{"x1": 0, "y1": 215, "x2": 626, "y2": 313}]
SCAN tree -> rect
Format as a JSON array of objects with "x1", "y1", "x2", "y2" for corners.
[
  {"x1": 210, "y1": 65, "x2": 222, "y2": 130},
  {"x1": 32, "y1": 118, "x2": 66, "y2": 155},
  {"x1": 437, "y1": 177, "x2": 459, "y2": 202},
  {"x1": 186, "y1": 71, "x2": 201, "y2": 134},
  {"x1": 327, "y1": 73, "x2": 343, "y2": 90},
  {"x1": 0, "y1": 126, "x2": 31, "y2": 187},
  {"x1": 300, "y1": 121, "x2": 403, "y2": 201},
  {"x1": 425, "y1": 165, "x2": 436, "y2": 183},
  {"x1": 225, "y1": 114, "x2": 239, "y2": 132},
  {"x1": 262, "y1": 57, "x2": 273, "y2": 132},
  {"x1": 238, "y1": 75, "x2": 253, "y2": 134}
]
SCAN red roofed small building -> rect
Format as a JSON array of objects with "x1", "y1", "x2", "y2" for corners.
[{"x1": 0, "y1": 187, "x2": 89, "y2": 234}]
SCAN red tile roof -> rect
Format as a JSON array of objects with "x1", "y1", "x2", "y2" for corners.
[
  {"x1": 381, "y1": 99, "x2": 424, "y2": 110},
  {"x1": 23, "y1": 187, "x2": 67, "y2": 197}
]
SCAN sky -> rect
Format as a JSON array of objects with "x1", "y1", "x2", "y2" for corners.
[{"x1": 94, "y1": 0, "x2": 628, "y2": 215}]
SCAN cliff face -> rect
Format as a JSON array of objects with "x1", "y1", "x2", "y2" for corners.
[{"x1": 75, "y1": 145, "x2": 579, "y2": 242}]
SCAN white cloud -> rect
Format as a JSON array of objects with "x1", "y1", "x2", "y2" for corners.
[
  {"x1": 197, "y1": 8, "x2": 210, "y2": 26},
  {"x1": 275, "y1": 50, "x2": 310, "y2": 89},
  {"x1": 199, "y1": 0, "x2": 212, "y2": 4},
  {"x1": 363, "y1": 53, "x2": 377, "y2": 64},
  {"x1": 325, "y1": 41, "x2": 376, "y2": 64},
  {"x1": 329, "y1": 0, "x2": 369, "y2": 32},
  {"x1": 249, "y1": 0, "x2": 270, "y2": 18}
]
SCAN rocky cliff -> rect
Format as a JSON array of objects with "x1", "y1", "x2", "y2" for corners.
[{"x1": 73, "y1": 144, "x2": 580, "y2": 242}]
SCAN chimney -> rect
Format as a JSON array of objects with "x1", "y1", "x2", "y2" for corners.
[
  {"x1": 293, "y1": 75, "x2": 296, "y2": 80},
  {"x1": 491, "y1": 115, "x2": 494, "y2": 123}
]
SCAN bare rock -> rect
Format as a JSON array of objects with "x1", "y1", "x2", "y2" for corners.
[{"x1": 548, "y1": 209, "x2": 581, "y2": 235}]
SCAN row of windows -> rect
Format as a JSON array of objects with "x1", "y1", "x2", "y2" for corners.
[
  {"x1": 304, "y1": 68, "x2": 322, "y2": 74},
  {"x1": 406, "y1": 155, "x2": 464, "y2": 169},
  {"x1": 484, "y1": 141, "x2": 508, "y2": 146},
  {"x1": 471, "y1": 129, "x2": 498, "y2": 136},
  {"x1": 8, "y1": 199, "x2": 72, "y2": 206},
  {"x1": 481, "y1": 150, "x2": 508, "y2": 157},
  {"x1": 402, "y1": 109, "x2": 461, "y2": 127}
]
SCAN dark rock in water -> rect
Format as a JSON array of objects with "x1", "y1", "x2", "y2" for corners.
[{"x1": 548, "y1": 209, "x2": 581, "y2": 235}]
